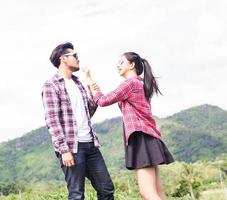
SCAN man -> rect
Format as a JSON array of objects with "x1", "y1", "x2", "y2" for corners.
[{"x1": 42, "y1": 42, "x2": 114, "y2": 200}]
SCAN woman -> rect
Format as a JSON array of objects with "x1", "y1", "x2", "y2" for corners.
[{"x1": 85, "y1": 52, "x2": 174, "y2": 200}]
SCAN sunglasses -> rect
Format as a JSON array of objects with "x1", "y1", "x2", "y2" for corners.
[
  {"x1": 116, "y1": 60, "x2": 123, "y2": 67},
  {"x1": 63, "y1": 52, "x2": 78, "y2": 59}
]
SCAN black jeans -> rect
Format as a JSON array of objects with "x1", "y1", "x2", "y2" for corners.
[{"x1": 56, "y1": 142, "x2": 114, "y2": 200}]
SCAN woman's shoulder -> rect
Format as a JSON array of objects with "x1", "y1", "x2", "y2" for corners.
[
  {"x1": 120, "y1": 76, "x2": 143, "y2": 92},
  {"x1": 125, "y1": 76, "x2": 142, "y2": 82},
  {"x1": 125, "y1": 76, "x2": 143, "y2": 86}
]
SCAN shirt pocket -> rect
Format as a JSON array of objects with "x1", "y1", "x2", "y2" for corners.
[{"x1": 60, "y1": 91, "x2": 71, "y2": 105}]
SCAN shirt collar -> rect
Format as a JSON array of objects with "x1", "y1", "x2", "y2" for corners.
[
  {"x1": 136, "y1": 76, "x2": 143, "y2": 81},
  {"x1": 54, "y1": 73, "x2": 79, "y2": 82},
  {"x1": 128, "y1": 75, "x2": 142, "y2": 81}
]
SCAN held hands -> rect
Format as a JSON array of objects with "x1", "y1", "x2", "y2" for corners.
[
  {"x1": 62, "y1": 152, "x2": 75, "y2": 167},
  {"x1": 81, "y1": 67, "x2": 101, "y2": 96}
]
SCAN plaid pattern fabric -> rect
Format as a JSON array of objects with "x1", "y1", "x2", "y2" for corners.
[
  {"x1": 93, "y1": 76, "x2": 162, "y2": 145},
  {"x1": 42, "y1": 73, "x2": 99, "y2": 154}
]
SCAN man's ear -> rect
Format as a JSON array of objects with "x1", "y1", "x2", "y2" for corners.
[{"x1": 60, "y1": 56, "x2": 66, "y2": 63}]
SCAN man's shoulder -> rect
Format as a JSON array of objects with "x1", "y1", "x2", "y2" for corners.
[
  {"x1": 44, "y1": 73, "x2": 62, "y2": 84},
  {"x1": 42, "y1": 74, "x2": 62, "y2": 90}
]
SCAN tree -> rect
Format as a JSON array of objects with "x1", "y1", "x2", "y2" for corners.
[{"x1": 172, "y1": 163, "x2": 202, "y2": 199}]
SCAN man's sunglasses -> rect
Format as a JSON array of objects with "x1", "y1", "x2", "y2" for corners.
[{"x1": 62, "y1": 52, "x2": 78, "y2": 59}]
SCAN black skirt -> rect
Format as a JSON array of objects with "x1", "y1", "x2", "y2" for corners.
[{"x1": 125, "y1": 131, "x2": 174, "y2": 170}]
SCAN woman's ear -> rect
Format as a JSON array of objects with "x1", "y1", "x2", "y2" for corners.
[{"x1": 130, "y1": 62, "x2": 135, "y2": 70}]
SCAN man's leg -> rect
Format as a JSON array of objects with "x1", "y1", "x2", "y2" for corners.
[
  {"x1": 57, "y1": 147, "x2": 86, "y2": 200},
  {"x1": 86, "y1": 143, "x2": 114, "y2": 200}
]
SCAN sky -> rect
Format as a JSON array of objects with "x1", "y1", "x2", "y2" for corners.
[{"x1": 0, "y1": 0, "x2": 227, "y2": 142}]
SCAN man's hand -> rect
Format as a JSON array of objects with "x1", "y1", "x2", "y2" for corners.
[{"x1": 62, "y1": 152, "x2": 75, "y2": 167}]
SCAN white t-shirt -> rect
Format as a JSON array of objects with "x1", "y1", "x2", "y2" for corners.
[{"x1": 64, "y1": 78, "x2": 92, "y2": 142}]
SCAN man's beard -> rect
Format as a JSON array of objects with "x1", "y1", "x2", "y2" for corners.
[{"x1": 69, "y1": 66, "x2": 79, "y2": 72}]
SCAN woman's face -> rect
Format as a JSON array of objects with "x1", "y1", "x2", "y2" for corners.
[{"x1": 117, "y1": 56, "x2": 132, "y2": 77}]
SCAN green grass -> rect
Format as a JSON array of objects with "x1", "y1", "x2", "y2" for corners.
[{"x1": 200, "y1": 189, "x2": 227, "y2": 200}]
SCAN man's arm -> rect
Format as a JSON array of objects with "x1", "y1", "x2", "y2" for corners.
[
  {"x1": 42, "y1": 82, "x2": 75, "y2": 167},
  {"x1": 88, "y1": 97, "x2": 98, "y2": 117},
  {"x1": 42, "y1": 82, "x2": 70, "y2": 154}
]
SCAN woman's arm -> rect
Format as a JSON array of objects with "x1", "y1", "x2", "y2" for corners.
[
  {"x1": 82, "y1": 66, "x2": 132, "y2": 107},
  {"x1": 91, "y1": 80, "x2": 132, "y2": 106}
]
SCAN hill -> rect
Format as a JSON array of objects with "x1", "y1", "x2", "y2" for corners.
[
  {"x1": 163, "y1": 104, "x2": 227, "y2": 162},
  {"x1": 0, "y1": 104, "x2": 226, "y2": 182}
]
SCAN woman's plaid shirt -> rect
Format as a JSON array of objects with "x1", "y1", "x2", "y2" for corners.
[
  {"x1": 42, "y1": 73, "x2": 99, "y2": 154},
  {"x1": 93, "y1": 76, "x2": 162, "y2": 145}
]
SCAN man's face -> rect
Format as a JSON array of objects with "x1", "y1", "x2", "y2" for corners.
[{"x1": 62, "y1": 49, "x2": 79, "y2": 72}]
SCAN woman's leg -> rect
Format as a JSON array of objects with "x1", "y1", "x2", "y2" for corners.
[
  {"x1": 135, "y1": 167, "x2": 162, "y2": 200},
  {"x1": 155, "y1": 166, "x2": 166, "y2": 200}
]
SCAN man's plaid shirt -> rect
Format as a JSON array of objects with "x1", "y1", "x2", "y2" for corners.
[
  {"x1": 93, "y1": 76, "x2": 162, "y2": 145},
  {"x1": 42, "y1": 73, "x2": 100, "y2": 154}
]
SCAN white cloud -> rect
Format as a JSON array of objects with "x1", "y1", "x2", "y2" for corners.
[{"x1": 0, "y1": 0, "x2": 227, "y2": 142}]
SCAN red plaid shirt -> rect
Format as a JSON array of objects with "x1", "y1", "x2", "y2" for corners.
[
  {"x1": 42, "y1": 73, "x2": 100, "y2": 154},
  {"x1": 93, "y1": 76, "x2": 162, "y2": 144}
]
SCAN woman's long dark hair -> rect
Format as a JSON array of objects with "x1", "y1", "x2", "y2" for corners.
[{"x1": 123, "y1": 52, "x2": 162, "y2": 101}]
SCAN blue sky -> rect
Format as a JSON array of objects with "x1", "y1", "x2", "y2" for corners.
[{"x1": 0, "y1": 0, "x2": 227, "y2": 142}]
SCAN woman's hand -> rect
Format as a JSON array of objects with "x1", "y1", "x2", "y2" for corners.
[
  {"x1": 82, "y1": 67, "x2": 93, "y2": 85},
  {"x1": 90, "y1": 82, "x2": 100, "y2": 95},
  {"x1": 82, "y1": 67, "x2": 101, "y2": 96}
]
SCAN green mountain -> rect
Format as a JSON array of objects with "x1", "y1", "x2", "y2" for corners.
[
  {"x1": 163, "y1": 104, "x2": 227, "y2": 162},
  {"x1": 0, "y1": 104, "x2": 226, "y2": 182}
]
